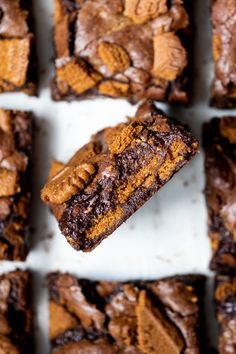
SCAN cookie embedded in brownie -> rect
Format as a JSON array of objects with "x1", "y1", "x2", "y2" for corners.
[
  {"x1": 41, "y1": 101, "x2": 199, "y2": 252},
  {"x1": 0, "y1": 270, "x2": 34, "y2": 353},
  {"x1": 48, "y1": 272, "x2": 206, "y2": 353},
  {"x1": 215, "y1": 275, "x2": 236, "y2": 353},
  {"x1": 203, "y1": 117, "x2": 236, "y2": 274},
  {"x1": 0, "y1": 109, "x2": 33, "y2": 261},
  {"x1": 52, "y1": 0, "x2": 192, "y2": 104},
  {"x1": 211, "y1": 0, "x2": 236, "y2": 108},
  {"x1": 0, "y1": 0, "x2": 37, "y2": 95}
]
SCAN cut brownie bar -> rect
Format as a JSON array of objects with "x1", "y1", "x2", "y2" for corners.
[
  {"x1": 52, "y1": 0, "x2": 192, "y2": 104},
  {"x1": 0, "y1": 0, "x2": 37, "y2": 95},
  {"x1": 0, "y1": 109, "x2": 32, "y2": 260},
  {"x1": 48, "y1": 272, "x2": 206, "y2": 353},
  {"x1": 215, "y1": 275, "x2": 236, "y2": 353},
  {"x1": 211, "y1": 0, "x2": 236, "y2": 108},
  {"x1": 41, "y1": 101, "x2": 198, "y2": 252},
  {"x1": 203, "y1": 117, "x2": 236, "y2": 274},
  {"x1": 0, "y1": 270, "x2": 33, "y2": 353}
]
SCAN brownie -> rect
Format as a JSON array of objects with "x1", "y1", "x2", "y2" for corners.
[
  {"x1": 0, "y1": 109, "x2": 32, "y2": 260},
  {"x1": 210, "y1": 0, "x2": 236, "y2": 108},
  {"x1": 41, "y1": 101, "x2": 198, "y2": 252},
  {"x1": 0, "y1": 270, "x2": 33, "y2": 353},
  {"x1": 215, "y1": 275, "x2": 236, "y2": 353},
  {"x1": 203, "y1": 117, "x2": 236, "y2": 274},
  {"x1": 52, "y1": 0, "x2": 192, "y2": 104},
  {"x1": 0, "y1": 0, "x2": 37, "y2": 95},
  {"x1": 48, "y1": 272, "x2": 206, "y2": 353}
]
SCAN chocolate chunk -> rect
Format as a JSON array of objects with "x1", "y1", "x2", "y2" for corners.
[
  {"x1": 0, "y1": 0, "x2": 37, "y2": 95},
  {"x1": 48, "y1": 273, "x2": 206, "y2": 353},
  {"x1": 203, "y1": 117, "x2": 236, "y2": 274},
  {"x1": 41, "y1": 101, "x2": 198, "y2": 253},
  {"x1": 0, "y1": 109, "x2": 33, "y2": 261},
  {"x1": 52, "y1": 0, "x2": 192, "y2": 104}
]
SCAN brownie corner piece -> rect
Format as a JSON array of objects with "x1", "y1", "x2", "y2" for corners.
[
  {"x1": 215, "y1": 275, "x2": 236, "y2": 353},
  {"x1": 203, "y1": 116, "x2": 236, "y2": 274},
  {"x1": 41, "y1": 101, "x2": 198, "y2": 252},
  {"x1": 0, "y1": 270, "x2": 33, "y2": 353},
  {"x1": 0, "y1": 109, "x2": 33, "y2": 261},
  {"x1": 48, "y1": 272, "x2": 205, "y2": 353},
  {"x1": 0, "y1": 0, "x2": 37, "y2": 95},
  {"x1": 52, "y1": 0, "x2": 192, "y2": 104},
  {"x1": 210, "y1": 0, "x2": 236, "y2": 108}
]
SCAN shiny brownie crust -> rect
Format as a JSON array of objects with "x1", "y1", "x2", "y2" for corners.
[
  {"x1": 0, "y1": 109, "x2": 32, "y2": 261},
  {"x1": 0, "y1": 0, "x2": 37, "y2": 95},
  {"x1": 41, "y1": 101, "x2": 198, "y2": 252},
  {"x1": 48, "y1": 272, "x2": 206, "y2": 354},
  {"x1": 203, "y1": 117, "x2": 236, "y2": 274},
  {"x1": 211, "y1": 0, "x2": 236, "y2": 108},
  {"x1": 215, "y1": 275, "x2": 236, "y2": 353},
  {"x1": 0, "y1": 270, "x2": 33, "y2": 353},
  {"x1": 52, "y1": 0, "x2": 192, "y2": 104}
]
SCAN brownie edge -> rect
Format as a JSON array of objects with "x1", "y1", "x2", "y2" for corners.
[{"x1": 48, "y1": 272, "x2": 206, "y2": 353}]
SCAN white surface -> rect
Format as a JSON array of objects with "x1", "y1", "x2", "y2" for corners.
[{"x1": 0, "y1": 0, "x2": 232, "y2": 352}]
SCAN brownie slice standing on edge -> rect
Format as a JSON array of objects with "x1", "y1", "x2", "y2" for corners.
[
  {"x1": 52, "y1": 0, "x2": 192, "y2": 104},
  {"x1": 215, "y1": 275, "x2": 236, "y2": 353},
  {"x1": 211, "y1": 0, "x2": 236, "y2": 108},
  {"x1": 0, "y1": 270, "x2": 33, "y2": 353},
  {"x1": 41, "y1": 101, "x2": 199, "y2": 252},
  {"x1": 0, "y1": 0, "x2": 37, "y2": 95},
  {"x1": 0, "y1": 109, "x2": 33, "y2": 260},
  {"x1": 48, "y1": 272, "x2": 206, "y2": 353},
  {"x1": 203, "y1": 117, "x2": 236, "y2": 274}
]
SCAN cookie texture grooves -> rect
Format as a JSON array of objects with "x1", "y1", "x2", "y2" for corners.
[
  {"x1": 215, "y1": 275, "x2": 236, "y2": 353},
  {"x1": 0, "y1": 0, "x2": 37, "y2": 95},
  {"x1": 41, "y1": 101, "x2": 199, "y2": 252},
  {"x1": 48, "y1": 272, "x2": 206, "y2": 353},
  {"x1": 0, "y1": 109, "x2": 32, "y2": 260},
  {"x1": 203, "y1": 117, "x2": 236, "y2": 274},
  {"x1": 210, "y1": 0, "x2": 236, "y2": 108},
  {"x1": 52, "y1": 0, "x2": 192, "y2": 104},
  {"x1": 0, "y1": 270, "x2": 34, "y2": 353}
]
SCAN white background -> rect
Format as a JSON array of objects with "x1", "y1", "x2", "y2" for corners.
[{"x1": 0, "y1": 0, "x2": 232, "y2": 352}]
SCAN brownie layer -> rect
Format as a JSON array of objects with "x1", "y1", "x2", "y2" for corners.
[
  {"x1": 203, "y1": 117, "x2": 236, "y2": 274},
  {"x1": 0, "y1": 270, "x2": 33, "y2": 353},
  {"x1": 48, "y1": 272, "x2": 206, "y2": 353},
  {"x1": 0, "y1": 109, "x2": 32, "y2": 260},
  {"x1": 52, "y1": 0, "x2": 192, "y2": 104},
  {"x1": 0, "y1": 0, "x2": 37, "y2": 95},
  {"x1": 211, "y1": 0, "x2": 236, "y2": 108},
  {"x1": 41, "y1": 101, "x2": 198, "y2": 252},
  {"x1": 215, "y1": 275, "x2": 236, "y2": 353}
]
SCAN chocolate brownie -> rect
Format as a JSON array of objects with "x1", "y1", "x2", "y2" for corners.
[
  {"x1": 0, "y1": 109, "x2": 32, "y2": 260},
  {"x1": 203, "y1": 117, "x2": 236, "y2": 274},
  {"x1": 0, "y1": 0, "x2": 37, "y2": 95},
  {"x1": 52, "y1": 0, "x2": 192, "y2": 104},
  {"x1": 215, "y1": 275, "x2": 236, "y2": 353},
  {"x1": 0, "y1": 270, "x2": 33, "y2": 353},
  {"x1": 41, "y1": 101, "x2": 198, "y2": 252},
  {"x1": 211, "y1": 0, "x2": 236, "y2": 108},
  {"x1": 48, "y1": 272, "x2": 206, "y2": 353}
]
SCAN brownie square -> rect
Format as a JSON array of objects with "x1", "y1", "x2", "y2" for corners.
[
  {"x1": 52, "y1": 0, "x2": 192, "y2": 104},
  {"x1": 0, "y1": 109, "x2": 33, "y2": 260},
  {"x1": 215, "y1": 275, "x2": 236, "y2": 353},
  {"x1": 203, "y1": 117, "x2": 236, "y2": 274},
  {"x1": 211, "y1": 0, "x2": 236, "y2": 108},
  {"x1": 41, "y1": 101, "x2": 198, "y2": 252},
  {"x1": 48, "y1": 272, "x2": 206, "y2": 353},
  {"x1": 0, "y1": 0, "x2": 37, "y2": 95},
  {"x1": 0, "y1": 270, "x2": 33, "y2": 353}
]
